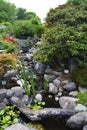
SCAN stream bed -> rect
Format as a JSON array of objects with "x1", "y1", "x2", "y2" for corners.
[{"x1": 19, "y1": 114, "x2": 70, "y2": 130}]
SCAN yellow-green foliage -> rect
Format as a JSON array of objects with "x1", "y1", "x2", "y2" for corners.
[{"x1": 0, "y1": 52, "x2": 17, "y2": 76}]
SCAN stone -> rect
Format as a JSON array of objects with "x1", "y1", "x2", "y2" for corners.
[
  {"x1": 74, "y1": 104, "x2": 87, "y2": 112},
  {"x1": 83, "y1": 125, "x2": 87, "y2": 130},
  {"x1": 35, "y1": 94, "x2": 42, "y2": 102},
  {"x1": 69, "y1": 91, "x2": 78, "y2": 97},
  {"x1": 0, "y1": 103, "x2": 6, "y2": 110},
  {"x1": 59, "y1": 96, "x2": 78, "y2": 110},
  {"x1": 11, "y1": 87, "x2": 24, "y2": 98},
  {"x1": 0, "y1": 50, "x2": 5, "y2": 53},
  {"x1": 6, "y1": 89, "x2": 14, "y2": 98},
  {"x1": 63, "y1": 82, "x2": 77, "y2": 92},
  {"x1": 53, "y1": 79, "x2": 60, "y2": 87},
  {"x1": 44, "y1": 74, "x2": 56, "y2": 82},
  {"x1": 64, "y1": 70, "x2": 69, "y2": 74},
  {"x1": 66, "y1": 112, "x2": 87, "y2": 130},
  {"x1": 5, "y1": 123, "x2": 30, "y2": 130},
  {"x1": 19, "y1": 107, "x2": 75, "y2": 121},
  {"x1": 48, "y1": 83, "x2": 58, "y2": 94},
  {"x1": 3, "y1": 70, "x2": 17, "y2": 80},
  {"x1": 0, "y1": 89, "x2": 7, "y2": 102},
  {"x1": 10, "y1": 96, "x2": 25, "y2": 107},
  {"x1": 26, "y1": 53, "x2": 33, "y2": 61},
  {"x1": 45, "y1": 68, "x2": 62, "y2": 77},
  {"x1": 61, "y1": 80, "x2": 69, "y2": 86},
  {"x1": 78, "y1": 87, "x2": 87, "y2": 93},
  {"x1": 17, "y1": 79, "x2": 24, "y2": 88},
  {"x1": 22, "y1": 95, "x2": 29, "y2": 105},
  {"x1": 34, "y1": 62, "x2": 46, "y2": 74},
  {"x1": 57, "y1": 92, "x2": 62, "y2": 97},
  {"x1": 3, "y1": 98, "x2": 10, "y2": 105}
]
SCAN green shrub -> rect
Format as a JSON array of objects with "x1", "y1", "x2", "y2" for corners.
[
  {"x1": 2, "y1": 41, "x2": 17, "y2": 53},
  {"x1": 0, "y1": 52, "x2": 17, "y2": 76},
  {"x1": 13, "y1": 20, "x2": 44, "y2": 38},
  {"x1": 77, "y1": 92, "x2": 87, "y2": 107},
  {"x1": 71, "y1": 68, "x2": 87, "y2": 88},
  {"x1": 34, "y1": 2, "x2": 87, "y2": 68}
]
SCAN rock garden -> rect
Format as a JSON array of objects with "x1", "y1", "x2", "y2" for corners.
[{"x1": 0, "y1": 0, "x2": 87, "y2": 130}]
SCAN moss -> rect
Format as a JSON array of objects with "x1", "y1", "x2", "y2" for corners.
[
  {"x1": 77, "y1": 92, "x2": 87, "y2": 107},
  {"x1": 71, "y1": 68, "x2": 87, "y2": 88}
]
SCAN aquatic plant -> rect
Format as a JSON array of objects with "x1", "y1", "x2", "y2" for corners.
[{"x1": 0, "y1": 105, "x2": 20, "y2": 129}]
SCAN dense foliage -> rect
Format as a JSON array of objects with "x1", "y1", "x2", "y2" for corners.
[
  {"x1": 34, "y1": 0, "x2": 87, "y2": 68},
  {"x1": 0, "y1": 52, "x2": 17, "y2": 76},
  {"x1": 13, "y1": 19, "x2": 44, "y2": 38},
  {"x1": 77, "y1": 92, "x2": 87, "y2": 107},
  {"x1": 71, "y1": 68, "x2": 87, "y2": 88},
  {"x1": 0, "y1": 0, "x2": 16, "y2": 23}
]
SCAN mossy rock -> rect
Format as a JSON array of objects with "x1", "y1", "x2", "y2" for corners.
[{"x1": 71, "y1": 68, "x2": 87, "y2": 88}]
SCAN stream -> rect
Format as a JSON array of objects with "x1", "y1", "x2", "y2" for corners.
[{"x1": 19, "y1": 113, "x2": 70, "y2": 130}]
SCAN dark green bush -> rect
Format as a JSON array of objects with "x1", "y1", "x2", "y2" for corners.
[
  {"x1": 13, "y1": 20, "x2": 44, "y2": 38},
  {"x1": 71, "y1": 68, "x2": 87, "y2": 88},
  {"x1": 34, "y1": 1, "x2": 87, "y2": 68}
]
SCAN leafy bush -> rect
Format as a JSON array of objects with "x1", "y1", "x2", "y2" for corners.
[
  {"x1": 0, "y1": 52, "x2": 17, "y2": 76},
  {"x1": 0, "y1": 105, "x2": 20, "y2": 129},
  {"x1": 71, "y1": 68, "x2": 87, "y2": 88},
  {"x1": 13, "y1": 20, "x2": 44, "y2": 38},
  {"x1": 77, "y1": 92, "x2": 87, "y2": 107},
  {"x1": 2, "y1": 37, "x2": 18, "y2": 53},
  {"x1": 34, "y1": 1, "x2": 87, "y2": 68}
]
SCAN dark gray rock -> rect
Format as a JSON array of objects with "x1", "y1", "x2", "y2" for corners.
[
  {"x1": 34, "y1": 62, "x2": 46, "y2": 74},
  {"x1": 3, "y1": 70, "x2": 18, "y2": 80},
  {"x1": 19, "y1": 107, "x2": 75, "y2": 121},
  {"x1": 10, "y1": 96, "x2": 25, "y2": 108},
  {"x1": 66, "y1": 112, "x2": 87, "y2": 130},
  {"x1": 5, "y1": 123, "x2": 30, "y2": 130},
  {"x1": 0, "y1": 103, "x2": 6, "y2": 110},
  {"x1": 0, "y1": 89, "x2": 7, "y2": 102},
  {"x1": 3, "y1": 98, "x2": 10, "y2": 105},
  {"x1": 63, "y1": 82, "x2": 77, "y2": 92}
]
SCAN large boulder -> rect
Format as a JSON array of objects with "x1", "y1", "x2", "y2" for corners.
[
  {"x1": 66, "y1": 112, "x2": 87, "y2": 130},
  {"x1": 59, "y1": 96, "x2": 78, "y2": 110},
  {"x1": 5, "y1": 123, "x2": 30, "y2": 130}
]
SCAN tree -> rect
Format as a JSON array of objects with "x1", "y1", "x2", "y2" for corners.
[
  {"x1": 16, "y1": 8, "x2": 27, "y2": 20},
  {"x1": 0, "y1": 0, "x2": 16, "y2": 23},
  {"x1": 34, "y1": 0, "x2": 87, "y2": 68}
]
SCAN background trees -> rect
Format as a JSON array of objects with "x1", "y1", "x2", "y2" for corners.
[{"x1": 0, "y1": 0, "x2": 16, "y2": 23}]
